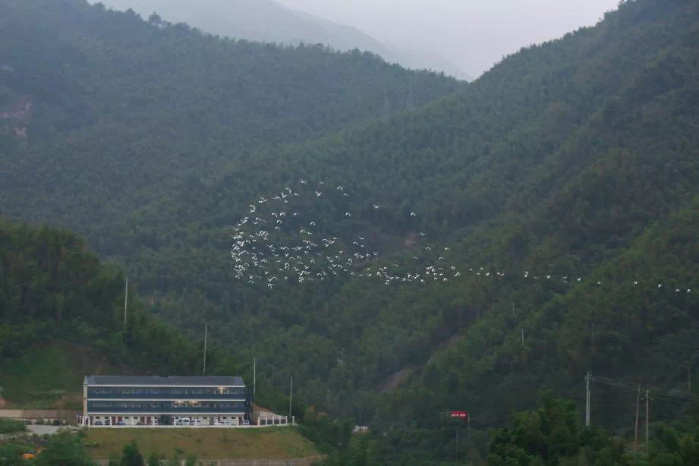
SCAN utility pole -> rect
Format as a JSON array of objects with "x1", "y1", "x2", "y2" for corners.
[
  {"x1": 253, "y1": 358, "x2": 256, "y2": 399},
  {"x1": 455, "y1": 425, "x2": 459, "y2": 463},
  {"x1": 645, "y1": 388, "x2": 650, "y2": 450},
  {"x1": 585, "y1": 372, "x2": 591, "y2": 427},
  {"x1": 689, "y1": 365, "x2": 692, "y2": 392},
  {"x1": 340, "y1": 348, "x2": 345, "y2": 374},
  {"x1": 123, "y1": 277, "x2": 129, "y2": 331},
  {"x1": 289, "y1": 376, "x2": 293, "y2": 417},
  {"x1": 202, "y1": 322, "x2": 208, "y2": 376},
  {"x1": 521, "y1": 328, "x2": 524, "y2": 347},
  {"x1": 512, "y1": 302, "x2": 515, "y2": 317},
  {"x1": 634, "y1": 385, "x2": 641, "y2": 457}
]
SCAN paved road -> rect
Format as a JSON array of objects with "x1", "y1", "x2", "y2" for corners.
[{"x1": 27, "y1": 425, "x2": 67, "y2": 435}]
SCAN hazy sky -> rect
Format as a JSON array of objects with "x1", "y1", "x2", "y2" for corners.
[{"x1": 279, "y1": 0, "x2": 620, "y2": 77}]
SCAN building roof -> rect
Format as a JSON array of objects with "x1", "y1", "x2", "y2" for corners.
[{"x1": 84, "y1": 375, "x2": 244, "y2": 387}]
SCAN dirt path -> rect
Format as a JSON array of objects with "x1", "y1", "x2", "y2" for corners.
[
  {"x1": 378, "y1": 367, "x2": 415, "y2": 393},
  {"x1": 377, "y1": 330, "x2": 466, "y2": 393}
]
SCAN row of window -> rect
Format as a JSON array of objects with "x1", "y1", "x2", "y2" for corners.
[
  {"x1": 88, "y1": 386, "x2": 246, "y2": 397},
  {"x1": 88, "y1": 401, "x2": 245, "y2": 411},
  {"x1": 90, "y1": 401, "x2": 244, "y2": 409}
]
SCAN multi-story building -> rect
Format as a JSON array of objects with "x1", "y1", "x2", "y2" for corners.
[{"x1": 83, "y1": 375, "x2": 251, "y2": 426}]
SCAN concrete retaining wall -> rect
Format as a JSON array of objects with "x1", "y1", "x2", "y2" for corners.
[
  {"x1": 0, "y1": 409, "x2": 80, "y2": 421},
  {"x1": 93, "y1": 456, "x2": 326, "y2": 465}
]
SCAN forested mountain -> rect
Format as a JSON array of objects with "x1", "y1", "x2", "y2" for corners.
[
  {"x1": 0, "y1": 217, "x2": 354, "y2": 457},
  {"x1": 96, "y1": 0, "x2": 472, "y2": 80},
  {"x1": 0, "y1": 216, "x2": 234, "y2": 379},
  {"x1": 106, "y1": 0, "x2": 698, "y2": 461},
  {"x1": 2, "y1": 0, "x2": 699, "y2": 463},
  {"x1": 0, "y1": 0, "x2": 459, "y2": 234},
  {"x1": 98, "y1": 0, "x2": 390, "y2": 53}
]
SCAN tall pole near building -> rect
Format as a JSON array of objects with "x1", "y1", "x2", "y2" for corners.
[
  {"x1": 289, "y1": 376, "x2": 293, "y2": 417},
  {"x1": 202, "y1": 322, "x2": 208, "y2": 376},
  {"x1": 634, "y1": 385, "x2": 641, "y2": 457},
  {"x1": 253, "y1": 358, "x2": 256, "y2": 399},
  {"x1": 585, "y1": 372, "x2": 591, "y2": 427},
  {"x1": 123, "y1": 277, "x2": 129, "y2": 331},
  {"x1": 455, "y1": 426, "x2": 459, "y2": 463},
  {"x1": 340, "y1": 348, "x2": 345, "y2": 375},
  {"x1": 645, "y1": 388, "x2": 650, "y2": 450}
]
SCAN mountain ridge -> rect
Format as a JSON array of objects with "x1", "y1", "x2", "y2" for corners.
[{"x1": 95, "y1": 0, "x2": 472, "y2": 80}]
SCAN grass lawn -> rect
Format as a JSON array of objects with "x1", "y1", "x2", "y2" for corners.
[{"x1": 84, "y1": 427, "x2": 319, "y2": 460}]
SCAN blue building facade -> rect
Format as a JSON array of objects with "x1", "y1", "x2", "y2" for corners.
[{"x1": 83, "y1": 375, "x2": 252, "y2": 426}]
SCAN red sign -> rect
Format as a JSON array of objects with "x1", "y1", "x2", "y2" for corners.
[{"x1": 450, "y1": 411, "x2": 469, "y2": 419}]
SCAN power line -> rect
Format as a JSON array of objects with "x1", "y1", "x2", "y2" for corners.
[
  {"x1": 591, "y1": 374, "x2": 698, "y2": 400},
  {"x1": 591, "y1": 375, "x2": 639, "y2": 392}
]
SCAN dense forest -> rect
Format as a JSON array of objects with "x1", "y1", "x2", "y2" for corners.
[
  {"x1": 0, "y1": 0, "x2": 459, "y2": 236},
  {"x1": 3, "y1": 0, "x2": 699, "y2": 463},
  {"x1": 0, "y1": 216, "x2": 236, "y2": 377},
  {"x1": 329, "y1": 393, "x2": 699, "y2": 465}
]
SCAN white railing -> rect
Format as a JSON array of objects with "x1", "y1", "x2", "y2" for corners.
[
  {"x1": 78, "y1": 415, "x2": 295, "y2": 428},
  {"x1": 257, "y1": 415, "x2": 295, "y2": 426}
]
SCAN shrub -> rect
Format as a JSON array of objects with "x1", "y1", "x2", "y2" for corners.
[{"x1": 0, "y1": 418, "x2": 26, "y2": 434}]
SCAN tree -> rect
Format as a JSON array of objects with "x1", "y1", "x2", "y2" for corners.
[
  {"x1": 147, "y1": 451, "x2": 160, "y2": 466},
  {"x1": 120, "y1": 441, "x2": 144, "y2": 466},
  {"x1": 488, "y1": 394, "x2": 625, "y2": 466},
  {"x1": 148, "y1": 12, "x2": 161, "y2": 24},
  {"x1": 35, "y1": 432, "x2": 94, "y2": 466}
]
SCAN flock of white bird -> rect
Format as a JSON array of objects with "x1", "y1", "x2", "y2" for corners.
[{"x1": 231, "y1": 179, "x2": 694, "y2": 295}]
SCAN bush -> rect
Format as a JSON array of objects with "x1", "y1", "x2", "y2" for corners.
[
  {"x1": 35, "y1": 432, "x2": 93, "y2": 466},
  {"x1": 0, "y1": 418, "x2": 26, "y2": 434},
  {"x1": 121, "y1": 441, "x2": 144, "y2": 466},
  {"x1": 147, "y1": 451, "x2": 160, "y2": 466}
]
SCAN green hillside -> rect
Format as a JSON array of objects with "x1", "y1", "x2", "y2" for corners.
[
  {"x1": 0, "y1": 344, "x2": 123, "y2": 409},
  {"x1": 111, "y1": 0, "x2": 699, "y2": 425},
  {"x1": 0, "y1": 217, "x2": 239, "y2": 403},
  {"x1": 153, "y1": 0, "x2": 699, "y2": 460},
  {"x1": 0, "y1": 0, "x2": 459, "y2": 234}
]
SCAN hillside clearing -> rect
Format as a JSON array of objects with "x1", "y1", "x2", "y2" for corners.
[{"x1": 0, "y1": 344, "x2": 124, "y2": 409}]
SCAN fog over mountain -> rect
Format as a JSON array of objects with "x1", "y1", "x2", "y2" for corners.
[
  {"x1": 95, "y1": 0, "x2": 472, "y2": 80},
  {"x1": 283, "y1": 0, "x2": 621, "y2": 77}
]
